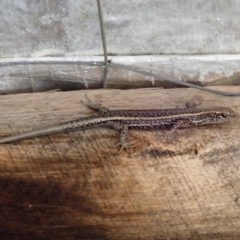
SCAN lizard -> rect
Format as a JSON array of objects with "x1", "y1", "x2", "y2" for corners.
[{"x1": 0, "y1": 96, "x2": 238, "y2": 152}]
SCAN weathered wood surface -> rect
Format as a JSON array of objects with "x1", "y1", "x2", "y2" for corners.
[{"x1": 0, "y1": 87, "x2": 240, "y2": 239}]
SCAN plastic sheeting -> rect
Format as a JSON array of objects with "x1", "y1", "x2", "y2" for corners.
[
  {"x1": 1, "y1": 1, "x2": 240, "y2": 93},
  {"x1": 1, "y1": 0, "x2": 240, "y2": 56}
]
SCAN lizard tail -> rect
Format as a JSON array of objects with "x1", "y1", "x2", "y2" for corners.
[{"x1": 0, "y1": 125, "x2": 62, "y2": 143}]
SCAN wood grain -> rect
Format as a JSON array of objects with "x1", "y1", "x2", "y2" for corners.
[{"x1": 0, "y1": 87, "x2": 240, "y2": 239}]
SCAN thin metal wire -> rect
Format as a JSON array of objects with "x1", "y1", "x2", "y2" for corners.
[
  {"x1": 97, "y1": 0, "x2": 108, "y2": 88},
  {"x1": 108, "y1": 63, "x2": 240, "y2": 97},
  {"x1": 0, "y1": 58, "x2": 103, "y2": 67},
  {"x1": 1, "y1": 58, "x2": 240, "y2": 96}
]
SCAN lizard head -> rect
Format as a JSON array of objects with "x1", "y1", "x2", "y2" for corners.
[{"x1": 212, "y1": 107, "x2": 238, "y2": 123}]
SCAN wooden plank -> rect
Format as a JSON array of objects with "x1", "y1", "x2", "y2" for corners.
[{"x1": 0, "y1": 87, "x2": 240, "y2": 239}]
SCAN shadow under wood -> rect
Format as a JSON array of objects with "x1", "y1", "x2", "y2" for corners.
[{"x1": 0, "y1": 177, "x2": 109, "y2": 240}]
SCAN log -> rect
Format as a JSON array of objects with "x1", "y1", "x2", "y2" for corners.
[{"x1": 0, "y1": 87, "x2": 240, "y2": 239}]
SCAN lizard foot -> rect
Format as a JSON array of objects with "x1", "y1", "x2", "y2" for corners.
[{"x1": 115, "y1": 141, "x2": 134, "y2": 153}]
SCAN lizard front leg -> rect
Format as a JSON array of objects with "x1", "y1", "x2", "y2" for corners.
[{"x1": 164, "y1": 119, "x2": 191, "y2": 143}]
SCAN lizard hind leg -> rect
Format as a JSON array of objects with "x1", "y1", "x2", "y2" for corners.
[
  {"x1": 116, "y1": 124, "x2": 134, "y2": 153},
  {"x1": 107, "y1": 121, "x2": 134, "y2": 153},
  {"x1": 186, "y1": 96, "x2": 203, "y2": 108},
  {"x1": 81, "y1": 94, "x2": 110, "y2": 114}
]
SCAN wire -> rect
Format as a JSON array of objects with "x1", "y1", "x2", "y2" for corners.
[
  {"x1": 1, "y1": 58, "x2": 240, "y2": 96},
  {"x1": 109, "y1": 62, "x2": 240, "y2": 96},
  {"x1": 96, "y1": 0, "x2": 108, "y2": 88}
]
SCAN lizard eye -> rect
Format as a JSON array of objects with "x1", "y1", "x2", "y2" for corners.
[{"x1": 220, "y1": 113, "x2": 228, "y2": 119}]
